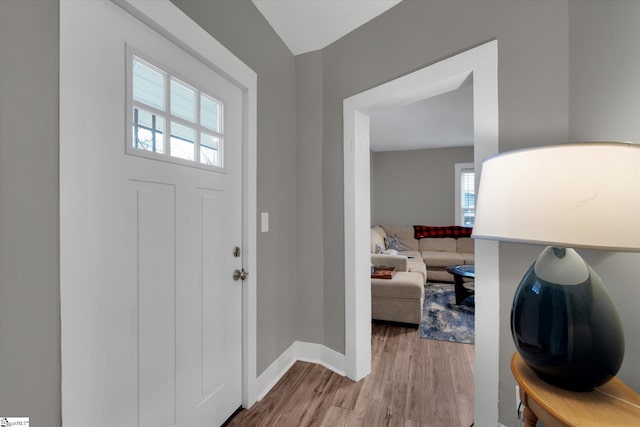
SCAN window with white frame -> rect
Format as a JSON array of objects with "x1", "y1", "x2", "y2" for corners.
[
  {"x1": 455, "y1": 163, "x2": 475, "y2": 227},
  {"x1": 129, "y1": 54, "x2": 224, "y2": 169}
]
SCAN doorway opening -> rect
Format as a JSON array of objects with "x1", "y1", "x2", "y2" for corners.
[{"x1": 343, "y1": 40, "x2": 499, "y2": 425}]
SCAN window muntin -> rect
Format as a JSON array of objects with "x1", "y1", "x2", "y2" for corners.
[{"x1": 129, "y1": 54, "x2": 224, "y2": 169}]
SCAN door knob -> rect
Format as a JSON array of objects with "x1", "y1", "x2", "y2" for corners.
[{"x1": 233, "y1": 269, "x2": 248, "y2": 281}]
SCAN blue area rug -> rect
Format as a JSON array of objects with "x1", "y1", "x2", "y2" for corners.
[{"x1": 419, "y1": 282, "x2": 475, "y2": 344}]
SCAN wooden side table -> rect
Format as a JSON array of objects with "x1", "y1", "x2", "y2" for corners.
[{"x1": 511, "y1": 353, "x2": 640, "y2": 426}]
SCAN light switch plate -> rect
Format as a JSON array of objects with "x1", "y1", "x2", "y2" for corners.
[{"x1": 261, "y1": 212, "x2": 269, "y2": 232}]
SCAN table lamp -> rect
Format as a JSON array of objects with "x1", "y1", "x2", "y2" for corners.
[{"x1": 472, "y1": 142, "x2": 640, "y2": 391}]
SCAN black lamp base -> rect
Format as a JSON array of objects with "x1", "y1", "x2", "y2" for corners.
[{"x1": 511, "y1": 247, "x2": 625, "y2": 391}]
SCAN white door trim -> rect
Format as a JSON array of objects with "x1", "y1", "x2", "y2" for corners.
[
  {"x1": 61, "y1": 0, "x2": 258, "y2": 409},
  {"x1": 343, "y1": 40, "x2": 499, "y2": 425}
]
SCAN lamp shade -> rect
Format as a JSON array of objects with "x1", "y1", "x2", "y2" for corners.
[{"x1": 472, "y1": 142, "x2": 640, "y2": 252}]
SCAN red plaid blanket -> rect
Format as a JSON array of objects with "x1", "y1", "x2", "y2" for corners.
[{"x1": 413, "y1": 225, "x2": 473, "y2": 239}]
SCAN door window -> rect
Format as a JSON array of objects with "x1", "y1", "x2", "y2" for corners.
[{"x1": 128, "y1": 54, "x2": 225, "y2": 169}]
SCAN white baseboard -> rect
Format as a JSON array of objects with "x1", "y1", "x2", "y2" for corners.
[{"x1": 256, "y1": 341, "x2": 346, "y2": 401}]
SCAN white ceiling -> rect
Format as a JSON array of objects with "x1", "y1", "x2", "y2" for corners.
[
  {"x1": 252, "y1": 0, "x2": 402, "y2": 56},
  {"x1": 253, "y1": 0, "x2": 473, "y2": 152},
  {"x1": 369, "y1": 84, "x2": 474, "y2": 152}
]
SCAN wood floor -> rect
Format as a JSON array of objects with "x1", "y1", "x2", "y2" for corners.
[{"x1": 227, "y1": 322, "x2": 474, "y2": 427}]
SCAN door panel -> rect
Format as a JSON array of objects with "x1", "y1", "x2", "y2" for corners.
[
  {"x1": 60, "y1": 2, "x2": 243, "y2": 426},
  {"x1": 134, "y1": 181, "x2": 176, "y2": 427},
  {"x1": 202, "y1": 190, "x2": 232, "y2": 396}
]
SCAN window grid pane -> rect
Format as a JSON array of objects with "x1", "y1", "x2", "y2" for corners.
[
  {"x1": 201, "y1": 94, "x2": 221, "y2": 133},
  {"x1": 170, "y1": 79, "x2": 196, "y2": 122},
  {"x1": 133, "y1": 60, "x2": 164, "y2": 111},
  {"x1": 170, "y1": 122, "x2": 195, "y2": 161},
  {"x1": 200, "y1": 132, "x2": 221, "y2": 167},
  {"x1": 133, "y1": 107, "x2": 165, "y2": 154},
  {"x1": 461, "y1": 170, "x2": 475, "y2": 227}
]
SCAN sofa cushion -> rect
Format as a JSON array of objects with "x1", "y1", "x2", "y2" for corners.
[
  {"x1": 457, "y1": 237, "x2": 475, "y2": 254},
  {"x1": 370, "y1": 226, "x2": 386, "y2": 253},
  {"x1": 371, "y1": 272, "x2": 424, "y2": 299},
  {"x1": 418, "y1": 237, "x2": 457, "y2": 252},
  {"x1": 428, "y1": 270, "x2": 455, "y2": 282},
  {"x1": 407, "y1": 260, "x2": 427, "y2": 282},
  {"x1": 372, "y1": 296, "x2": 423, "y2": 324},
  {"x1": 372, "y1": 225, "x2": 386, "y2": 239},
  {"x1": 371, "y1": 254, "x2": 408, "y2": 271},
  {"x1": 399, "y1": 250, "x2": 421, "y2": 259},
  {"x1": 462, "y1": 253, "x2": 475, "y2": 264},
  {"x1": 380, "y1": 225, "x2": 419, "y2": 251},
  {"x1": 422, "y1": 250, "x2": 465, "y2": 268}
]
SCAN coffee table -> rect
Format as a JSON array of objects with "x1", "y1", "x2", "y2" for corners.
[{"x1": 446, "y1": 264, "x2": 475, "y2": 305}]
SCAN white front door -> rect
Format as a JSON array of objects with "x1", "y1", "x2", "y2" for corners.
[{"x1": 60, "y1": 2, "x2": 243, "y2": 426}]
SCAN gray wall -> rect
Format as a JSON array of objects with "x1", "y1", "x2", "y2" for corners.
[
  {"x1": 0, "y1": 0, "x2": 61, "y2": 425},
  {"x1": 569, "y1": 0, "x2": 640, "y2": 393},
  {"x1": 295, "y1": 51, "x2": 325, "y2": 344},
  {"x1": 371, "y1": 147, "x2": 473, "y2": 226},
  {"x1": 170, "y1": 0, "x2": 299, "y2": 376}
]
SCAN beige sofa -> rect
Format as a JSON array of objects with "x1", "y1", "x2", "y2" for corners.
[
  {"x1": 370, "y1": 255, "x2": 424, "y2": 324},
  {"x1": 369, "y1": 224, "x2": 474, "y2": 324},
  {"x1": 371, "y1": 224, "x2": 474, "y2": 282}
]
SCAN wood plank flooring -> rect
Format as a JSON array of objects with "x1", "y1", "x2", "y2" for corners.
[{"x1": 227, "y1": 322, "x2": 474, "y2": 426}]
